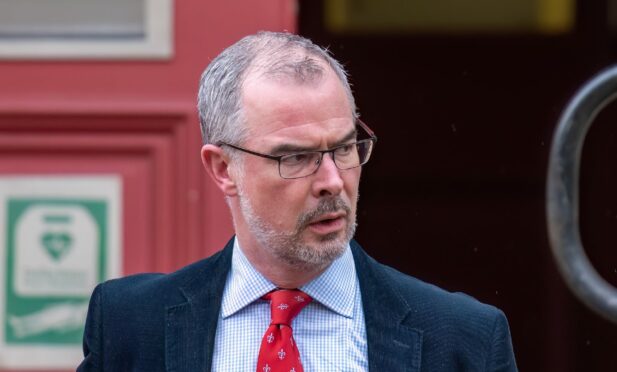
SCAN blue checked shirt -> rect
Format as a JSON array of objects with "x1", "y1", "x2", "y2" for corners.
[{"x1": 211, "y1": 238, "x2": 368, "y2": 371}]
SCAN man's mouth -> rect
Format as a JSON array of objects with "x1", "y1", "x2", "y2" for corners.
[{"x1": 307, "y1": 212, "x2": 347, "y2": 234}]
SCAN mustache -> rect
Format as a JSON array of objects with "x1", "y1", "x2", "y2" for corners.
[{"x1": 298, "y1": 197, "x2": 351, "y2": 228}]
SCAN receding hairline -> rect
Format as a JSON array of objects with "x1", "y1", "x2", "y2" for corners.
[
  {"x1": 197, "y1": 31, "x2": 357, "y2": 146},
  {"x1": 243, "y1": 52, "x2": 331, "y2": 88},
  {"x1": 235, "y1": 48, "x2": 351, "y2": 140}
]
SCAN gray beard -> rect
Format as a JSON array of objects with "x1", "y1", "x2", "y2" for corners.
[{"x1": 238, "y1": 191, "x2": 356, "y2": 271}]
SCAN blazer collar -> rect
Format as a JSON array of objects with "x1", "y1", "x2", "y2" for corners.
[
  {"x1": 351, "y1": 240, "x2": 423, "y2": 372},
  {"x1": 165, "y1": 238, "x2": 234, "y2": 372}
]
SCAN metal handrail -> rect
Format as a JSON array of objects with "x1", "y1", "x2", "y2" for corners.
[{"x1": 547, "y1": 65, "x2": 617, "y2": 324}]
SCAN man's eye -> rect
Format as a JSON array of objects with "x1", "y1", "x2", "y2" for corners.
[
  {"x1": 281, "y1": 153, "x2": 311, "y2": 166},
  {"x1": 336, "y1": 143, "x2": 355, "y2": 155}
]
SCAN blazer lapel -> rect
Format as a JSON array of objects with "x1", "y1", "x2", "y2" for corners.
[
  {"x1": 165, "y1": 239, "x2": 234, "y2": 372},
  {"x1": 351, "y1": 241, "x2": 423, "y2": 372}
]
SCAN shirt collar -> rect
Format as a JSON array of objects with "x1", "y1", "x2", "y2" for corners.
[
  {"x1": 220, "y1": 238, "x2": 357, "y2": 319},
  {"x1": 300, "y1": 244, "x2": 356, "y2": 318},
  {"x1": 220, "y1": 239, "x2": 276, "y2": 318}
]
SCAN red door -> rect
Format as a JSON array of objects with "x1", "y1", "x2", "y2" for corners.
[{"x1": 0, "y1": 1, "x2": 295, "y2": 370}]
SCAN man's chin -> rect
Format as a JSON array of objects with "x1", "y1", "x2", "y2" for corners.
[
  {"x1": 303, "y1": 226, "x2": 349, "y2": 249},
  {"x1": 317, "y1": 231, "x2": 342, "y2": 242},
  {"x1": 278, "y1": 235, "x2": 348, "y2": 271}
]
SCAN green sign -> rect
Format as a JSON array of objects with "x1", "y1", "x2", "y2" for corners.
[
  {"x1": 5, "y1": 199, "x2": 107, "y2": 345},
  {"x1": 0, "y1": 175, "x2": 121, "y2": 369}
]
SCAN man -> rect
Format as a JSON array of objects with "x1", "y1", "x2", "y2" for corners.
[{"x1": 78, "y1": 31, "x2": 517, "y2": 371}]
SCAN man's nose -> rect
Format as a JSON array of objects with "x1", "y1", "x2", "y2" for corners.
[{"x1": 311, "y1": 153, "x2": 344, "y2": 197}]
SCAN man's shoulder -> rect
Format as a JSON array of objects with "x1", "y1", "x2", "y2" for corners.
[
  {"x1": 351, "y1": 240, "x2": 517, "y2": 370},
  {"x1": 77, "y1": 242, "x2": 234, "y2": 371},
  {"x1": 351, "y1": 240, "x2": 505, "y2": 326},
  {"x1": 380, "y1": 260, "x2": 503, "y2": 327},
  {"x1": 384, "y1": 259, "x2": 495, "y2": 310},
  {"x1": 97, "y1": 243, "x2": 232, "y2": 308}
]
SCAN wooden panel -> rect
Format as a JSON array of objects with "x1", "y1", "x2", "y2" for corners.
[
  {"x1": 0, "y1": 103, "x2": 232, "y2": 274},
  {"x1": 0, "y1": 0, "x2": 296, "y2": 369}
]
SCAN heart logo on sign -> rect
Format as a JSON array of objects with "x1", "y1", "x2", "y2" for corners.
[{"x1": 41, "y1": 232, "x2": 73, "y2": 261}]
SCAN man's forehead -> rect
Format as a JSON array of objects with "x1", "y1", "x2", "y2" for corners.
[
  {"x1": 243, "y1": 75, "x2": 350, "y2": 117},
  {"x1": 239, "y1": 57, "x2": 354, "y2": 150},
  {"x1": 248, "y1": 119, "x2": 357, "y2": 155},
  {"x1": 267, "y1": 125, "x2": 358, "y2": 155},
  {"x1": 252, "y1": 118, "x2": 355, "y2": 137}
]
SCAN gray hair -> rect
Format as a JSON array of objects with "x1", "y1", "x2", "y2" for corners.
[{"x1": 196, "y1": 31, "x2": 357, "y2": 146}]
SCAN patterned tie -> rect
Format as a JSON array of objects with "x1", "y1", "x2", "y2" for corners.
[{"x1": 257, "y1": 289, "x2": 312, "y2": 372}]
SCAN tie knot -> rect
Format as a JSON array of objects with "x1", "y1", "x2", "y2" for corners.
[{"x1": 263, "y1": 289, "x2": 312, "y2": 326}]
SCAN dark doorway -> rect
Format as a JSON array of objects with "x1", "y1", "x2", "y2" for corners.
[{"x1": 299, "y1": 1, "x2": 617, "y2": 370}]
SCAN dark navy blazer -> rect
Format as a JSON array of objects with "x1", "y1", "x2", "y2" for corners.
[{"x1": 77, "y1": 239, "x2": 517, "y2": 371}]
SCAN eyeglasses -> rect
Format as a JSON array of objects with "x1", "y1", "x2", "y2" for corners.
[{"x1": 218, "y1": 119, "x2": 377, "y2": 179}]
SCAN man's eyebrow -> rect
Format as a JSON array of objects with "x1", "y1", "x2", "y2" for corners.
[
  {"x1": 269, "y1": 127, "x2": 358, "y2": 155},
  {"x1": 336, "y1": 127, "x2": 359, "y2": 145}
]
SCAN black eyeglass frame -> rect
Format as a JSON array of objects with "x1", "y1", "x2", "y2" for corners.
[{"x1": 217, "y1": 119, "x2": 378, "y2": 179}]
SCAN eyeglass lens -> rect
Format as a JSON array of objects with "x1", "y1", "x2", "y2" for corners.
[{"x1": 279, "y1": 140, "x2": 374, "y2": 179}]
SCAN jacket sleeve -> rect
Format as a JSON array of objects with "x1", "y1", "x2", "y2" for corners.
[
  {"x1": 76, "y1": 284, "x2": 103, "y2": 372},
  {"x1": 486, "y1": 310, "x2": 518, "y2": 372}
]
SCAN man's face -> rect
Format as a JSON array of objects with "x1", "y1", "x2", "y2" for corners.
[{"x1": 232, "y1": 67, "x2": 361, "y2": 271}]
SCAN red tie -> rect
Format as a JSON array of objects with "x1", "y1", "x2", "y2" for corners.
[{"x1": 256, "y1": 289, "x2": 312, "y2": 372}]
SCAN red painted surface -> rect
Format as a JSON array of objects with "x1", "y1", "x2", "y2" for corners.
[
  {"x1": 0, "y1": 1, "x2": 295, "y2": 370},
  {"x1": 0, "y1": 0, "x2": 296, "y2": 270}
]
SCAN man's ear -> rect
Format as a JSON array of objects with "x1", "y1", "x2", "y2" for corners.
[{"x1": 201, "y1": 144, "x2": 239, "y2": 196}]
